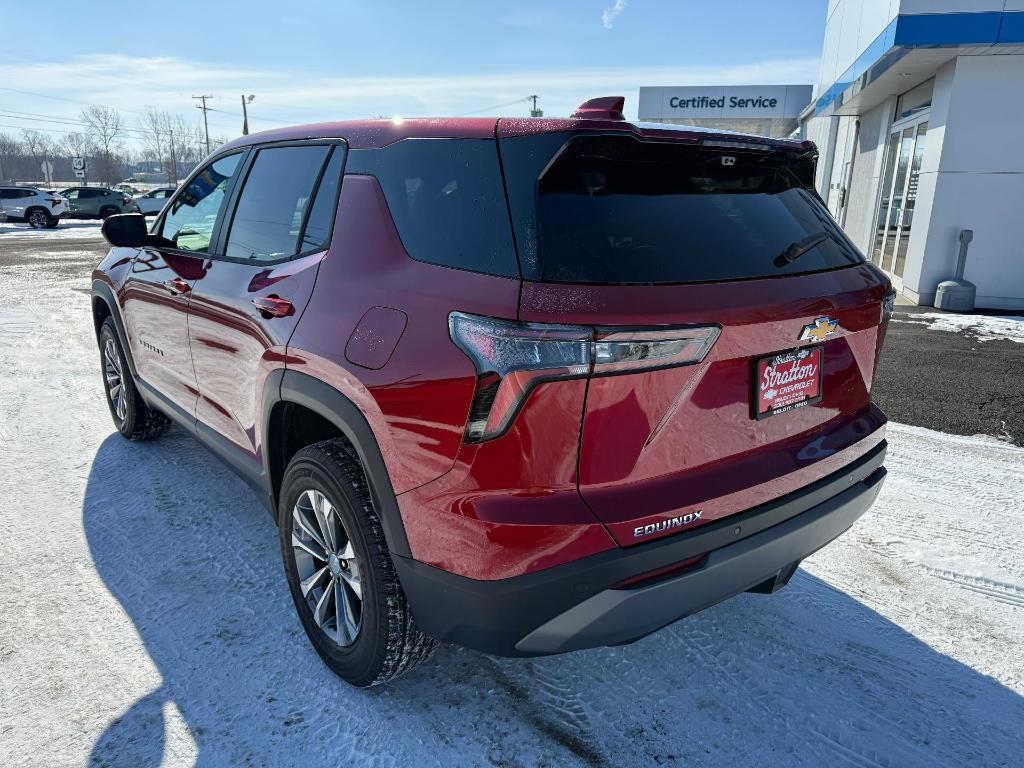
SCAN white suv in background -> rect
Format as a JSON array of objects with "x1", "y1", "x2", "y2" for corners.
[
  {"x1": 0, "y1": 187, "x2": 69, "y2": 228},
  {"x1": 133, "y1": 187, "x2": 177, "y2": 216}
]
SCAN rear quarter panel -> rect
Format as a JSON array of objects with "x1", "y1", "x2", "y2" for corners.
[{"x1": 286, "y1": 174, "x2": 520, "y2": 495}]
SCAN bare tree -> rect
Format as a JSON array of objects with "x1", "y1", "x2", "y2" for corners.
[
  {"x1": 0, "y1": 132, "x2": 22, "y2": 182},
  {"x1": 61, "y1": 132, "x2": 93, "y2": 182},
  {"x1": 139, "y1": 106, "x2": 172, "y2": 179},
  {"x1": 62, "y1": 131, "x2": 93, "y2": 159},
  {"x1": 21, "y1": 129, "x2": 59, "y2": 184},
  {"x1": 80, "y1": 105, "x2": 124, "y2": 184},
  {"x1": 169, "y1": 117, "x2": 206, "y2": 182}
]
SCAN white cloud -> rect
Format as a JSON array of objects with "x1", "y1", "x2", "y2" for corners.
[
  {"x1": 0, "y1": 53, "x2": 819, "y2": 146},
  {"x1": 602, "y1": 0, "x2": 628, "y2": 29}
]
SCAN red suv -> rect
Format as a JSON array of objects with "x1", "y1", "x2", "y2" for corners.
[{"x1": 92, "y1": 97, "x2": 892, "y2": 687}]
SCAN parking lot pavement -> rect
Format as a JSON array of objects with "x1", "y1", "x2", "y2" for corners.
[
  {"x1": 1, "y1": 228, "x2": 1023, "y2": 766},
  {"x1": 877, "y1": 310, "x2": 1024, "y2": 446}
]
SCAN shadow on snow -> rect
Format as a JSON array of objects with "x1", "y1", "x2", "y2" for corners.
[{"x1": 83, "y1": 431, "x2": 1024, "y2": 767}]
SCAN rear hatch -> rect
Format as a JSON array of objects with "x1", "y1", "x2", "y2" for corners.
[{"x1": 498, "y1": 126, "x2": 891, "y2": 547}]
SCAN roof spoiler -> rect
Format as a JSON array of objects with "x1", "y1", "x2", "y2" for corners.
[{"x1": 571, "y1": 96, "x2": 625, "y2": 121}]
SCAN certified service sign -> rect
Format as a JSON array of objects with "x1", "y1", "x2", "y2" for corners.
[{"x1": 638, "y1": 85, "x2": 812, "y2": 122}]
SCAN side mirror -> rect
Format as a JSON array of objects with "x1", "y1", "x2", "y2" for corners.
[{"x1": 102, "y1": 213, "x2": 148, "y2": 248}]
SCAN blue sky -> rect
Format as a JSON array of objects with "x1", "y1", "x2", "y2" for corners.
[{"x1": 1, "y1": 0, "x2": 829, "y2": 145}]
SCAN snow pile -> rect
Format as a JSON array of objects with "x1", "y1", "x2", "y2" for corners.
[{"x1": 893, "y1": 311, "x2": 1024, "y2": 343}]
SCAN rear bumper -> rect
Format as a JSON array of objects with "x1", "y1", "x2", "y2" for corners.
[{"x1": 393, "y1": 440, "x2": 886, "y2": 656}]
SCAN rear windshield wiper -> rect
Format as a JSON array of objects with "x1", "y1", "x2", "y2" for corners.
[{"x1": 774, "y1": 231, "x2": 830, "y2": 267}]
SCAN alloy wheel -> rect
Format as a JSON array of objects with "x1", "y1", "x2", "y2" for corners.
[
  {"x1": 103, "y1": 338, "x2": 127, "y2": 423},
  {"x1": 28, "y1": 211, "x2": 48, "y2": 228},
  {"x1": 291, "y1": 488, "x2": 363, "y2": 646}
]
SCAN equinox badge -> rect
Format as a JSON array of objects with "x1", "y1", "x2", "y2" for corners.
[{"x1": 634, "y1": 511, "x2": 703, "y2": 538}]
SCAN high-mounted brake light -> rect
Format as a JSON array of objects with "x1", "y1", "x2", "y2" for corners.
[
  {"x1": 449, "y1": 312, "x2": 720, "y2": 443},
  {"x1": 701, "y1": 139, "x2": 772, "y2": 151}
]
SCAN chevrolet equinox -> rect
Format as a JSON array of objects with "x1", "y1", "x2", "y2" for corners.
[{"x1": 92, "y1": 97, "x2": 892, "y2": 687}]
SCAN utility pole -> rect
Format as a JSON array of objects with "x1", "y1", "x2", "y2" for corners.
[
  {"x1": 169, "y1": 129, "x2": 178, "y2": 185},
  {"x1": 529, "y1": 94, "x2": 543, "y2": 117},
  {"x1": 193, "y1": 95, "x2": 213, "y2": 154},
  {"x1": 241, "y1": 94, "x2": 255, "y2": 135}
]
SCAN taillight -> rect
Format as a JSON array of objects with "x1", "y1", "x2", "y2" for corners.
[
  {"x1": 880, "y1": 288, "x2": 896, "y2": 323},
  {"x1": 449, "y1": 312, "x2": 720, "y2": 443}
]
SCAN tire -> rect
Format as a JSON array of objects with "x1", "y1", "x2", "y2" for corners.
[
  {"x1": 279, "y1": 439, "x2": 436, "y2": 687},
  {"x1": 98, "y1": 318, "x2": 170, "y2": 440},
  {"x1": 45, "y1": 217, "x2": 60, "y2": 229},
  {"x1": 27, "y1": 208, "x2": 52, "y2": 229},
  {"x1": 99, "y1": 206, "x2": 118, "y2": 219}
]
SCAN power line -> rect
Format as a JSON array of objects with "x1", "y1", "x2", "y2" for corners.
[
  {"x1": 0, "y1": 109, "x2": 230, "y2": 142},
  {"x1": 0, "y1": 86, "x2": 150, "y2": 117},
  {"x1": 455, "y1": 97, "x2": 532, "y2": 117}
]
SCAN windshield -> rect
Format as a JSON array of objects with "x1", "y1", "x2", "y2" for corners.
[{"x1": 500, "y1": 133, "x2": 863, "y2": 284}]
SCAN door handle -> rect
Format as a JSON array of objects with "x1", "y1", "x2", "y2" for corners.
[
  {"x1": 252, "y1": 296, "x2": 294, "y2": 318},
  {"x1": 164, "y1": 278, "x2": 191, "y2": 295}
]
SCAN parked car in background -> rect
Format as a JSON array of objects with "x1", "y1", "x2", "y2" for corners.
[
  {"x1": 0, "y1": 186, "x2": 68, "y2": 228},
  {"x1": 92, "y1": 97, "x2": 893, "y2": 687},
  {"x1": 133, "y1": 187, "x2": 177, "y2": 216},
  {"x1": 61, "y1": 187, "x2": 139, "y2": 219}
]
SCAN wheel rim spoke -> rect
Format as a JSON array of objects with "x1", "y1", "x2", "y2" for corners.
[
  {"x1": 313, "y1": 581, "x2": 334, "y2": 628},
  {"x1": 300, "y1": 566, "x2": 329, "y2": 598},
  {"x1": 291, "y1": 530, "x2": 326, "y2": 561},
  {"x1": 293, "y1": 497, "x2": 328, "y2": 552},
  {"x1": 336, "y1": 580, "x2": 360, "y2": 645},
  {"x1": 340, "y1": 567, "x2": 361, "y2": 599},
  {"x1": 312, "y1": 491, "x2": 337, "y2": 552}
]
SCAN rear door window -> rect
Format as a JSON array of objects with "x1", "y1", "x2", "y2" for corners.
[
  {"x1": 224, "y1": 144, "x2": 331, "y2": 262},
  {"x1": 502, "y1": 134, "x2": 863, "y2": 284},
  {"x1": 345, "y1": 139, "x2": 518, "y2": 278}
]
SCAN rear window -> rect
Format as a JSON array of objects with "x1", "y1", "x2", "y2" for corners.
[
  {"x1": 345, "y1": 139, "x2": 518, "y2": 278},
  {"x1": 501, "y1": 133, "x2": 863, "y2": 284}
]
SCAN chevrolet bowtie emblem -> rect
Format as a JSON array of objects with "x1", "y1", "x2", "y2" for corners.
[{"x1": 799, "y1": 316, "x2": 839, "y2": 342}]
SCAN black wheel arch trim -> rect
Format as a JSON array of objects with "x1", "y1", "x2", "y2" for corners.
[
  {"x1": 267, "y1": 369, "x2": 411, "y2": 559},
  {"x1": 91, "y1": 279, "x2": 139, "y2": 380}
]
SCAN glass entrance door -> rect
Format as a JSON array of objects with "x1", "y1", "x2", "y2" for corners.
[{"x1": 871, "y1": 119, "x2": 928, "y2": 287}]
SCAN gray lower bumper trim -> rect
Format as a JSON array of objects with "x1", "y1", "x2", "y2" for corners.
[{"x1": 516, "y1": 467, "x2": 885, "y2": 654}]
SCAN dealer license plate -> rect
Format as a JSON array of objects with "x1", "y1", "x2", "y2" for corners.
[{"x1": 754, "y1": 346, "x2": 823, "y2": 419}]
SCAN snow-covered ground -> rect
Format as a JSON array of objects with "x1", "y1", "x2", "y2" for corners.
[
  {"x1": 0, "y1": 220, "x2": 103, "y2": 239},
  {"x1": 1, "y1": 244, "x2": 1023, "y2": 767},
  {"x1": 891, "y1": 310, "x2": 1024, "y2": 344}
]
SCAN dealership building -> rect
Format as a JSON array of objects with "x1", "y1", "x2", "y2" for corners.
[
  {"x1": 638, "y1": 1, "x2": 1024, "y2": 309},
  {"x1": 801, "y1": 0, "x2": 1024, "y2": 309}
]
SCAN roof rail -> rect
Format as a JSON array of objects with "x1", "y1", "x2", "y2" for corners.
[{"x1": 570, "y1": 96, "x2": 626, "y2": 121}]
